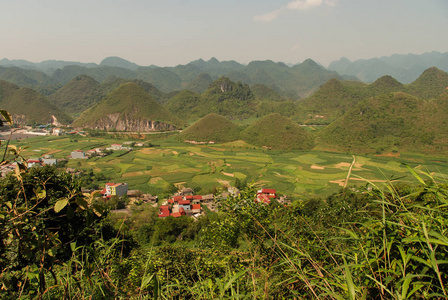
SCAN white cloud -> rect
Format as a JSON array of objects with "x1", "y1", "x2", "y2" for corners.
[
  {"x1": 253, "y1": 8, "x2": 284, "y2": 23},
  {"x1": 254, "y1": 0, "x2": 336, "y2": 22},
  {"x1": 287, "y1": 0, "x2": 336, "y2": 11}
]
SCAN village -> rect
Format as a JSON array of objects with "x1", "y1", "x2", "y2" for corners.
[{"x1": 0, "y1": 138, "x2": 290, "y2": 219}]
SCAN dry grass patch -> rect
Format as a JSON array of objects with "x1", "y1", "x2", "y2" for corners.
[{"x1": 311, "y1": 164, "x2": 325, "y2": 170}]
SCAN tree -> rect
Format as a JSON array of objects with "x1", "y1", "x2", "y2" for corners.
[{"x1": 0, "y1": 165, "x2": 107, "y2": 296}]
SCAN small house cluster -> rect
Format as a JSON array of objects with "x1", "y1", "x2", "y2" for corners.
[
  {"x1": 159, "y1": 188, "x2": 214, "y2": 218},
  {"x1": 256, "y1": 188, "x2": 277, "y2": 204}
]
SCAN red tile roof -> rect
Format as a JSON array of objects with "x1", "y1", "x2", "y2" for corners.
[
  {"x1": 158, "y1": 206, "x2": 171, "y2": 217},
  {"x1": 178, "y1": 200, "x2": 190, "y2": 205},
  {"x1": 260, "y1": 189, "x2": 276, "y2": 194},
  {"x1": 173, "y1": 196, "x2": 183, "y2": 202},
  {"x1": 193, "y1": 195, "x2": 203, "y2": 200},
  {"x1": 27, "y1": 160, "x2": 41, "y2": 163},
  {"x1": 192, "y1": 204, "x2": 201, "y2": 210},
  {"x1": 257, "y1": 194, "x2": 271, "y2": 204},
  {"x1": 185, "y1": 195, "x2": 194, "y2": 200}
]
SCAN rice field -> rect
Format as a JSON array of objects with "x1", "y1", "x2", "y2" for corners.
[{"x1": 8, "y1": 134, "x2": 448, "y2": 199}]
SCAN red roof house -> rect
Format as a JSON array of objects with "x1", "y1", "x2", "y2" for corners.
[{"x1": 158, "y1": 205, "x2": 171, "y2": 218}]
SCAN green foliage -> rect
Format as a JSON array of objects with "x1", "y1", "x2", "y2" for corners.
[
  {"x1": 0, "y1": 80, "x2": 72, "y2": 125},
  {"x1": 241, "y1": 113, "x2": 315, "y2": 151},
  {"x1": 48, "y1": 75, "x2": 104, "y2": 116},
  {"x1": 318, "y1": 92, "x2": 448, "y2": 154},
  {"x1": 178, "y1": 113, "x2": 241, "y2": 143},
  {"x1": 72, "y1": 82, "x2": 184, "y2": 130},
  {"x1": 0, "y1": 165, "x2": 113, "y2": 297}
]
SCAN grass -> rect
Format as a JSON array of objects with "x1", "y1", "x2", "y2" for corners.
[{"x1": 8, "y1": 135, "x2": 448, "y2": 199}]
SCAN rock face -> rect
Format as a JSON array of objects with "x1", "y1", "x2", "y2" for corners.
[{"x1": 89, "y1": 113, "x2": 177, "y2": 131}]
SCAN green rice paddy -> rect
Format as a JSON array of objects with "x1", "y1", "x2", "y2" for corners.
[{"x1": 9, "y1": 134, "x2": 448, "y2": 199}]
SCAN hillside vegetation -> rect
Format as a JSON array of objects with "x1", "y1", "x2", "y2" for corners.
[
  {"x1": 0, "y1": 80, "x2": 72, "y2": 125},
  {"x1": 241, "y1": 113, "x2": 315, "y2": 151},
  {"x1": 72, "y1": 82, "x2": 183, "y2": 131},
  {"x1": 178, "y1": 113, "x2": 241, "y2": 143},
  {"x1": 318, "y1": 92, "x2": 448, "y2": 154}
]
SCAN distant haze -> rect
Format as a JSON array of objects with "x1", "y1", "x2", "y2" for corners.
[{"x1": 2, "y1": 0, "x2": 447, "y2": 67}]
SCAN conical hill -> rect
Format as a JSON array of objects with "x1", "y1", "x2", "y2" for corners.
[
  {"x1": 179, "y1": 113, "x2": 240, "y2": 143},
  {"x1": 48, "y1": 75, "x2": 103, "y2": 116},
  {"x1": 241, "y1": 113, "x2": 314, "y2": 151},
  {"x1": 72, "y1": 82, "x2": 183, "y2": 131},
  {"x1": 0, "y1": 80, "x2": 72, "y2": 125}
]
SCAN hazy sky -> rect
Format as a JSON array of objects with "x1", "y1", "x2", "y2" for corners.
[{"x1": 2, "y1": 0, "x2": 447, "y2": 67}]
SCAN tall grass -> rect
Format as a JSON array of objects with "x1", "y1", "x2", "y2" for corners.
[{"x1": 266, "y1": 168, "x2": 448, "y2": 299}]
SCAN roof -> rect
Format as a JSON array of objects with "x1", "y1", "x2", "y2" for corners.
[
  {"x1": 158, "y1": 205, "x2": 171, "y2": 217},
  {"x1": 185, "y1": 195, "x2": 194, "y2": 200},
  {"x1": 173, "y1": 196, "x2": 183, "y2": 202},
  {"x1": 192, "y1": 204, "x2": 201, "y2": 210},
  {"x1": 193, "y1": 195, "x2": 203, "y2": 200},
  {"x1": 106, "y1": 182, "x2": 127, "y2": 187},
  {"x1": 257, "y1": 194, "x2": 271, "y2": 204},
  {"x1": 178, "y1": 200, "x2": 190, "y2": 205},
  {"x1": 27, "y1": 159, "x2": 41, "y2": 163},
  {"x1": 258, "y1": 189, "x2": 276, "y2": 194}
]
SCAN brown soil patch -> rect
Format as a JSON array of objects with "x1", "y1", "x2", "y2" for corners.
[
  {"x1": 172, "y1": 151, "x2": 178, "y2": 155},
  {"x1": 44, "y1": 149, "x2": 62, "y2": 155},
  {"x1": 222, "y1": 172, "x2": 235, "y2": 177},
  {"x1": 311, "y1": 164, "x2": 325, "y2": 170},
  {"x1": 334, "y1": 162, "x2": 364, "y2": 169},
  {"x1": 149, "y1": 177, "x2": 163, "y2": 184},
  {"x1": 218, "y1": 180, "x2": 231, "y2": 186},
  {"x1": 122, "y1": 171, "x2": 151, "y2": 177},
  {"x1": 140, "y1": 148, "x2": 165, "y2": 155},
  {"x1": 330, "y1": 178, "x2": 387, "y2": 187}
]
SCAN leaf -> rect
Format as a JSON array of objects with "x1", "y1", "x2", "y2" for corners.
[
  {"x1": 0, "y1": 110, "x2": 12, "y2": 125},
  {"x1": 70, "y1": 242, "x2": 77, "y2": 252},
  {"x1": 76, "y1": 197, "x2": 89, "y2": 210},
  {"x1": 54, "y1": 198, "x2": 69, "y2": 213},
  {"x1": 343, "y1": 257, "x2": 356, "y2": 300},
  {"x1": 37, "y1": 189, "x2": 46, "y2": 200}
]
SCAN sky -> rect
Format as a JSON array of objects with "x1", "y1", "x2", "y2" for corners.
[{"x1": 2, "y1": 0, "x2": 447, "y2": 67}]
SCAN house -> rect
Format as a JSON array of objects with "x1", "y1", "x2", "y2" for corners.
[
  {"x1": 191, "y1": 204, "x2": 202, "y2": 214},
  {"x1": 27, "y1": 159, "x2": 42, "y2": 168},
  {"x1": 256, "y1": 189, "x2": 277, "y2": 204},
  {"x1": 70, "y1": 150, "x2": 87, "y2": 159},
  {"x1": 159, "y1": 205, "x2": 171, "y2": 217},
  {"x1": 171, "y1": 207, "x2": 186, "y2": 218},
  {"x1": 178, "y1": 200, "x2": 191, "y2": 212},
  {"x1": 52, "y1": 128, "x2": 63, "y2": 136},
  {"x1": 111, "y1": 144, "x2": 122, "y2": 150},
  {"x1": 202, "y1": 194, "x2": 214, "y2": 202},
  {"x1": 42, "y1": 158, "x2": 57, "y2": 166},
  {"x1": 179, "y1": 188, "x2": 194, "y2": 196},
  {"x1": 101, "y1": 182, "x2": 129, "y2": 197}
]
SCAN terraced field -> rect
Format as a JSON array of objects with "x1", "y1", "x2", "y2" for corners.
[{"x1": 10, "y1": 134, "x2": 448, "y2": 199}]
